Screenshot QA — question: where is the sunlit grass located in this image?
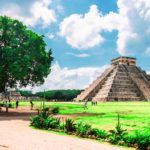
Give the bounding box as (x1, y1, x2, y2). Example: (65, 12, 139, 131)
(1, 100, 150, 131)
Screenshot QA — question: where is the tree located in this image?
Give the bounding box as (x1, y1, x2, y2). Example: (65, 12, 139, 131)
(0, 16, 53, 96)
(35, 89, 83, 101)
(16, 89, 33, 98)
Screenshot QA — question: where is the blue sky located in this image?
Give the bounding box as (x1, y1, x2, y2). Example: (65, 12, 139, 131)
(1, 0, 150, 91)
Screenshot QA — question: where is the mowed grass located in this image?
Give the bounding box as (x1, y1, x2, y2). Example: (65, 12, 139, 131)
(5, 101, 150, 131)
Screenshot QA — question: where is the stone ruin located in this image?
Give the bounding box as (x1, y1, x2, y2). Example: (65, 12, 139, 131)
(75, 56, 150, 102)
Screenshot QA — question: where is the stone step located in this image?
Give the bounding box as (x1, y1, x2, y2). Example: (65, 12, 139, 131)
(115, 72, 128, 76)
(108, 92, 138, 97)
(113, 80, 133, 84)
(107, 97, 142, 101)
(111, 84, 136, 88)
(114, 77, 131, 80)
(110, 88, 139, 92)
(93, 97, 142, 101)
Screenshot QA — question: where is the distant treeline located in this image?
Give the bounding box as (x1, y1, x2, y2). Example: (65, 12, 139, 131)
(17, 89, 83, 101)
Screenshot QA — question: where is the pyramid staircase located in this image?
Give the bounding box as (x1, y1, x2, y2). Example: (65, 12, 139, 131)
(75, 57, 150, 102)
(75, 65, 115, 101)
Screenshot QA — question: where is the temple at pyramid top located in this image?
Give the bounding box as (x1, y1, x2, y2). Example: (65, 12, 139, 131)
(75, 56, 150, 102)
(111, 56, 136, 66)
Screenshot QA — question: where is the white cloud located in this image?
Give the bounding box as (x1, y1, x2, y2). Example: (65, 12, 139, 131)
(22, 62, 108, 93)
(29, 0, 56, 27)
(66, 52, 90, 58)
(60, 1, 150, 55)
(0, 0, 56, 27)
(59, 5, 104, 49)
(47, 33, 55, 39)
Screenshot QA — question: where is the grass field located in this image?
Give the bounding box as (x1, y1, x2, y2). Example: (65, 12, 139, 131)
(3, 101, 150, 131)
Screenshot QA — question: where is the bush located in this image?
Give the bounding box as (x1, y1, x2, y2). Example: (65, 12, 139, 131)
(31, 115, 60, 129)
(0, 102, 13, 108)
(59, 123, 65, 130)
(76, 122, 92, 137)
(94, 128, 108, 139)
(39, 106, 59, 119)
(30, 115, 45, 128)
(50, 107, 59, 114)
(40, 107, 51, 119)
(124, 130, 150, 150)
(0, 103, 4, 107)
(65, 119, 76, 133)
(45, 117, 60, 129)
(109, 114, 127, 144)
(30, 113, 150, 150)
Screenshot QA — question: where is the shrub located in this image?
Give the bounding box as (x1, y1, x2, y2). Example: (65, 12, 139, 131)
(87, 128, 98, 137)
(50, 107, 59, 114)
(0, 103, 4, 107)
(31, 115, 61, 129)
(94, 128, 108, 139)
(40, 107, 51, 119)
(65, 119, 76, 133)
(109, 114, 127, 144)
(39, 106, 59, 119)
(30, 115, 45, 128)
(59, 123, 65, 130)
(76, 122, 91, 137)
(45, 117, 60, 129)
(30, 113, 150, 150)
(0, 102, 13, 108)
(124, 130, 150, 150)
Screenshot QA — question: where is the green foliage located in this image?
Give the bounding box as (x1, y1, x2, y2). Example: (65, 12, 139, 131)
(76, 122, 92, 137)
(40, 107, 51, 119)
(65, 119, 76, 133)
(51, 107, 59, 114)
(124, 130, 150, 150)
(109, 114, 127, 144)
(88, 128, 108, 139)
(45, 117, 60, 129)
(59, 123, 65, 130)
(76, 122, 108, 139)
(0, 16, 53, 93)
(0, 102, 13, 108)
(39, 106, 59, 119)
(36, 89, 82, 101)
(0, 103, 4, 107)
(30, 111, 150, 150)
(30, 115, 45, 128)
(16, 89, 33, 97)
(30, 115, 60, 129)
(29, 102, 150, 149)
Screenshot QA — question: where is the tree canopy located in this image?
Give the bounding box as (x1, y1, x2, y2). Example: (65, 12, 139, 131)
(35, 89, 83, 101)
(0, 16, 53, 93)
(17, 89, 82, 101)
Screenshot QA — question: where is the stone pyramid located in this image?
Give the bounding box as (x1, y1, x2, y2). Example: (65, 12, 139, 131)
(75, 57, 150, 102)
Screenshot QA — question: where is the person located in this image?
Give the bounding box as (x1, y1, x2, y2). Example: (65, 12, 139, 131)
(95, 101, 98, 105)
(91, 100, 95, 106)
(16, 100, 19, 109)
(84, 98, 88, 109)
(5, 100, 9, 113)
(30, 100, 33, 110)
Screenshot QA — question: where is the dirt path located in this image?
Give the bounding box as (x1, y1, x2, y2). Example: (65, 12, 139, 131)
(0, 107, 128, 150)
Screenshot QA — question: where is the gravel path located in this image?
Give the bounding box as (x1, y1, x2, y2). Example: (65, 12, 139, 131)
(0, 108, 128, 150)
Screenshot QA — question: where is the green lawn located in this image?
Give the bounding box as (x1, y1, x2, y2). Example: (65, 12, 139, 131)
(47, 101, 150, 131)
(2, 101, 150, 131)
